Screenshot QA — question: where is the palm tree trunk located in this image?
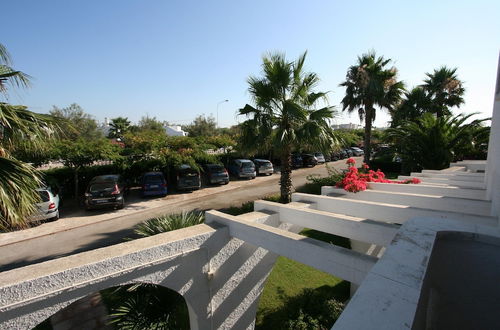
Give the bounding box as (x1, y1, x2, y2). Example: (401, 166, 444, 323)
(364, 106, 373, 163)
(74, 167, 79, 199)
(279, 146, 292, 203)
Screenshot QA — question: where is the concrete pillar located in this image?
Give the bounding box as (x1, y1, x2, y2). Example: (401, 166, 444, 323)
(486, 53, 500, 220)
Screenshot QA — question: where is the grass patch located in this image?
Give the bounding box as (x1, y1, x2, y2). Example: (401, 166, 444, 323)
(255, 227, 350, 329)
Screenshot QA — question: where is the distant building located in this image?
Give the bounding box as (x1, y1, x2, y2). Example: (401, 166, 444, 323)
(165, 125, 188, 136)
(332, 123, 363, 130)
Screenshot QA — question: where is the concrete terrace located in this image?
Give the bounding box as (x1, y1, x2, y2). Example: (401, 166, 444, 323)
(1, 57, 500, 330)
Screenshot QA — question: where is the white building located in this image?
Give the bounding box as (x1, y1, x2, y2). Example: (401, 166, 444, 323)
(332, 123, 363, 130)
(165, 125, 188, 136)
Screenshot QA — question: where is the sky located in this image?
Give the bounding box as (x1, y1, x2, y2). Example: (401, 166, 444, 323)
(2, 0, 500, 128)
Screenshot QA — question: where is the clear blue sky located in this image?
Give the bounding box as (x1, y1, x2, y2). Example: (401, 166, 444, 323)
(3, 0, 500, 128)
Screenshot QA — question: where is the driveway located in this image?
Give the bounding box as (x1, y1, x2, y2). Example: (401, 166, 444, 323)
(0, 159, 357, 272)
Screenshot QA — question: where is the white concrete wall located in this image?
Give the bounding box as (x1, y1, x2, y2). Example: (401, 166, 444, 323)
(322, 186, 492, 216)
(367, 182, 487, 200)
(397, 175, 486, 189)
(292, 193, 497, 227)
(486, 54, 500, 218)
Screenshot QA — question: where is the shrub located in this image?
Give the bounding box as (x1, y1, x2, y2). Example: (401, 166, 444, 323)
(133, 211, 204, 237)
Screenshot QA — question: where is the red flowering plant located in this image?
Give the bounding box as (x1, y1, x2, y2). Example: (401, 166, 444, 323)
(336, 158, 421, 193)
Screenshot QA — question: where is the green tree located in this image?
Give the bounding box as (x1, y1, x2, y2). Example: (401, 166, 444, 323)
(135, 115, 166, 132)
(54, 138, 121, 198)
(0, 44, 61, 230)
(422, 66, 465, 118)
(108, 116, 130, 140)
(239, 51, 337, 203)
(183, 114, 217, 137)
(50, 103, 103, 140)
(386, 113, 489, 170)
(390, 87, 431, 127)
(340, 51, 405, 163)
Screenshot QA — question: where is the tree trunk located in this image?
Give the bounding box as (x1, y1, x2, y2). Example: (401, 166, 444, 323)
(363, 105, 373, 164)
(279, 146, 292, 203)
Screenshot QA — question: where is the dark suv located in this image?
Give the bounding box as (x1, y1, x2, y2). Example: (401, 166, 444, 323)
(84, 175, 126, 210)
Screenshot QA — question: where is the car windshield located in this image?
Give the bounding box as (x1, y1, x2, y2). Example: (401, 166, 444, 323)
(208, 165, 224, 172)
(179, 170, 198, 177)
(314, 153, 323, 157)
(241, 162, 254, 168)
(90, 183, 115, 192)
(145, 174, 164, 183)
(37, 191, 50, 202)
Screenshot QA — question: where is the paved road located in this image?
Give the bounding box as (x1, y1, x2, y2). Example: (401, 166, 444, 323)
(0, 159, 357, 272)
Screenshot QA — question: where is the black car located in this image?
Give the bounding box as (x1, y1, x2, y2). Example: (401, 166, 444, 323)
(291, 154, 303, 169)
(84, 175, 126, 210)
(203, 164, 229, 185)
(301, 153, 318, 167)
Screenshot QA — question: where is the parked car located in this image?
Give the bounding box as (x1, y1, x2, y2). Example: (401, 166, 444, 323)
(140, 172, 167, 197)
(350, 147, 364, 156)
(29, 187, 60, 222)
(253, 159, 274, 175)
(203, 164, 229, 185)
(228, 159, 256, 179)
(291, 154, 303, 169)
(301, 153, 318, 167)
(314, 152, 326, 164)
(176, 164, 201, 190)
(344, 148, 354, 157)
(84, 175, 126, 210)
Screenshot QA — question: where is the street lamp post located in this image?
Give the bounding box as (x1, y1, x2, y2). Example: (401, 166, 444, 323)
(216, 99, 229, 129)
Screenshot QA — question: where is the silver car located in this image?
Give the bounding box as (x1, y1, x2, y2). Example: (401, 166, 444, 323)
(254, 159, 274, 175)
(29, 188, 60, 222)
(314, 152, 326, 164)
(350, 147, 364, 156)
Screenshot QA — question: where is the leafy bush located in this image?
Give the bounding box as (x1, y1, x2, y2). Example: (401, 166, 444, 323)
(306, 163, 344, 186)
(134, 211, 204, 237)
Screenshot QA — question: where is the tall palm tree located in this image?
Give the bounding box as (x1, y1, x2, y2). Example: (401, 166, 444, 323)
(422, 66, 465, 118)
(239, 51, 338, 203)
(340, 51, 405, 163)
(390, 87, 431, 127)
(0, 43, 60, 230)
(386, 113, 489, 170)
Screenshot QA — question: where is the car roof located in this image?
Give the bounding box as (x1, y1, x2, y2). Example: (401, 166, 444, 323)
(144, 171, 164, 176)
(235, 159, 253, 163)
(90, 175, 120, 182)
(253, 159, 270, 162)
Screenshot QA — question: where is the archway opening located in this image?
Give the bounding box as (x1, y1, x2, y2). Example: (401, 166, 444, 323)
(33, 283, 190, 330)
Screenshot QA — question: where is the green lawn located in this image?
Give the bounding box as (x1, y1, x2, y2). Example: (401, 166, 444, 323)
(255, 229, 350, 329)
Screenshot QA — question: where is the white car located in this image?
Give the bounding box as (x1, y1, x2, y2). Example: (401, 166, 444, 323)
(29, 188, 60, 222)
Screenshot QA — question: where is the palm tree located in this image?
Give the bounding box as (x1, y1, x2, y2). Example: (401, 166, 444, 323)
(390, 87, 431, 127)
(0, 43, 60, 230)
(239, 51, 338, 203)
(422, 66, 465, 118)
(340, 51, 405, 163)
(385, 113, 489, 170)
(108, 116, 131, 140)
